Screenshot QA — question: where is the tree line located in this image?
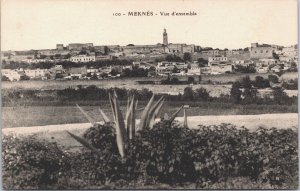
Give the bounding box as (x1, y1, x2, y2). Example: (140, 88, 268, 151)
(2, 82, 297, 106)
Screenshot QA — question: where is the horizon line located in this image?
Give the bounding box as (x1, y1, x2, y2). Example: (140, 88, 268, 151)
(1, 42, 298, 52)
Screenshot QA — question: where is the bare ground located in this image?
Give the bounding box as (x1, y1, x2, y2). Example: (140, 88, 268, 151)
(2, 113, 298, 150)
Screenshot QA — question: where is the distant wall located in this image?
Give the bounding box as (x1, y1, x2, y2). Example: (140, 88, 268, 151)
(250, 47, 274, 59)
(227, 52, 250, 61)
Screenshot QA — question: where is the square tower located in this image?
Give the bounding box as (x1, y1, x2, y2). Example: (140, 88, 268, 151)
(163, 28, 168, 46)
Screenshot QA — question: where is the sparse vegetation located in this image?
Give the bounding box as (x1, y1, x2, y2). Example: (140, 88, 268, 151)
(252, 76, 270, 89)
(282, 79, 298, 90)
(229, 75, 297, 105)
(235, 65, 256, 73)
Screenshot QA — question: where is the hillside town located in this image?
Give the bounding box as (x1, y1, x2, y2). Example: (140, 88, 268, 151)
(1, 29, 298, 81)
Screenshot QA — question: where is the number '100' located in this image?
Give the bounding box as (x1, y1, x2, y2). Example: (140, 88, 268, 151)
(113, 13, 121, 16)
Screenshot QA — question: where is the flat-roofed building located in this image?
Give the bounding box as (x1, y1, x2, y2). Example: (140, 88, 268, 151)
(210, 64, 233, 74)
(187, 63, 201, 75)
(250, 43, 274, 59)
(208, 56, 228, 66)
(70, 55, 96, 63)
(24, 69, 50, 79)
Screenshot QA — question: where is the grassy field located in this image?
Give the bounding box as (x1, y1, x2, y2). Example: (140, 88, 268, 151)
(2, 100, 297, 128)
(2, 112, 298, 153)
(2, 72, 297, 98)
(2, 72, 297, 91)
(201, 72, 298, 83)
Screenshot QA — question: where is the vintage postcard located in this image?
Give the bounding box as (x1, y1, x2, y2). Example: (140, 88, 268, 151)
(1, 0, 298, 189)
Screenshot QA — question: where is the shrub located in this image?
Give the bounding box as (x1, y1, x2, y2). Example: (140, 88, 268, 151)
(140, 121, 197, 184)
(83, 124, 118, 153)
(268, 74, 279, 83)
(80, 124, 146, 184)
(194, 88, 210, 101)
(3, 124, 298, 189)
(80, 123, 298, 188)
(161, 77, 182, 85)
(2, 135, 68, 189)
(240, 75, 252, 89)
(188, 76, 195, 84)
(2, 84, 297, 106)
(253, 76, 270, 88)
(273, 87, 289, 105)
(257, 127, 298, 187)
(235, 65, 256, 73)
(282, 79, 298, 90)
(230, 82, 242, 104)
(2, 75, 10, 81)
(183, 87, 194, 100)
(165, 55, 183, 62)
(20, 75, 30, 81)
(190, 125, 298, 188)
(66, 150, 123, 187)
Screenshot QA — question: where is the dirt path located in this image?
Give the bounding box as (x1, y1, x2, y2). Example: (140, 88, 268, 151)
(3, 113, 297, 150)
(3, 113, 297, 135)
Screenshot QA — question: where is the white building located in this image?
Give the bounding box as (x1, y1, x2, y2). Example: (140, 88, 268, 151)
(187, 63, 200, 75)
(226, 49, 243, 56)
(70, 55, 96, 63)
(100, 66, 112, 74)
(156, 61, 187, 75)
(270, 65, 283, 73)
(256, 67, 269, 73)
(156, 62, 174, 75)
(279, 56, 293, 63)
(208, 56, 228, 66)
(95, 55, 112, 61)
(25, 59, 53, 64)
(87, 68, 99, 74)
(202, 49, 220, 56)
(232, 60, 245, 65)
(175, 62, 188, 70)
(210, 64, 233, 74)
(1, 69, 25, 81)
(133, 62, 153, 69)
(9, 54, 35, 62)
(122, 65, 133, 70)
(108, 52, 124, 57)
(24, 69, 49, 79)
(258, 58, 279, 66)
(282, 45, 297, 58)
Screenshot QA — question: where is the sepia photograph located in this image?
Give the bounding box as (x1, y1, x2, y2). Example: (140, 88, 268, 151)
(1, 0, 298, 189)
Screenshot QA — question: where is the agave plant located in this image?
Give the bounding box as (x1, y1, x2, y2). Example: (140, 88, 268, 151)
(67, 91, 187, 159)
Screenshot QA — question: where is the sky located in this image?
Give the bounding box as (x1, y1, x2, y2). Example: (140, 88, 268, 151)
(1, 0, 298, 51)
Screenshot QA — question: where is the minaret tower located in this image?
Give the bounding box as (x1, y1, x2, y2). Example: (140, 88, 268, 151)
(163, 28, 168, 46)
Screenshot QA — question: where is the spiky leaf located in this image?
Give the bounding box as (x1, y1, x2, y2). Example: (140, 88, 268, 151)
(138, 94, 155, 131)
(112, 91, 127, 158)
(109, 93, 116, 117)
(126, 95, 136, 139)
(135, 99, 139, 110)
(148, 96, 165, 129)
(66, 131, 100, 154)
(136, 107, 145, 111)
(169, 105, 183, 123)
(126, 95, 131, 114)
(99, 107, 110, 123)
(76, 104, 95, 125)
